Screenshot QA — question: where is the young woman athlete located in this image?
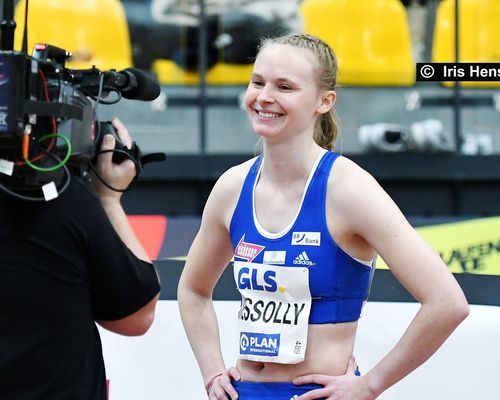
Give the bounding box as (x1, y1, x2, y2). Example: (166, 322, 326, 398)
(177, 33, 469, 400)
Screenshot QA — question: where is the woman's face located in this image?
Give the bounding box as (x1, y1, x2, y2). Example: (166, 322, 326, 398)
(244, 44, 329, 143)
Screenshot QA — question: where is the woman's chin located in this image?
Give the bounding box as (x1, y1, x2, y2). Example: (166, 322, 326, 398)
(253, 125, 281, 140)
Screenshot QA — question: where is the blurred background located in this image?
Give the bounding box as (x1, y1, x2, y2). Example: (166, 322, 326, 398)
(7, 0, 497, 259)
(5, 0, 500, 230)
(8, 0, 500, 153)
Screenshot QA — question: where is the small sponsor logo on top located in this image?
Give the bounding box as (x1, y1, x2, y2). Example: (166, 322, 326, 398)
(293, 251, 316, 267)
(263, 250, 286, 265)
(234, 235, 265, 262)
(291, 232, 321, 246)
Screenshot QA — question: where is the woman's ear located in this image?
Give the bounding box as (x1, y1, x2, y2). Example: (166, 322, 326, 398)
(317, 90, 336, 114)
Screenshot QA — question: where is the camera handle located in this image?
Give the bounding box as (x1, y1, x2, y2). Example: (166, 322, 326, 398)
(90, 121, 166, 193)
(97, 121, 138, 165)
(96, 121, 166, 168)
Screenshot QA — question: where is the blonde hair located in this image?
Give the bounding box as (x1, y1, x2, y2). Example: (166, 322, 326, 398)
(258, 33, 339, 151)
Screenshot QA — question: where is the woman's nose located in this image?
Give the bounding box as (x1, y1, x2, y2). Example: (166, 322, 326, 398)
(256, 85, 274, 103)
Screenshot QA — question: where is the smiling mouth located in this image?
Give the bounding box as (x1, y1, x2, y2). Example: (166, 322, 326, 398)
(256, 110, 284, 119)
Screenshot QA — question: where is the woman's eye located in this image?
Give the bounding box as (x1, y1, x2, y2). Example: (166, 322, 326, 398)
(251, 80, 264, 87)
(278, 85, 292, 91)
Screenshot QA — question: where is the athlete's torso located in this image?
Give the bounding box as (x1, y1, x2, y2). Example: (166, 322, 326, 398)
(230, 151, 373, 324)
(229, 151, 374, 380)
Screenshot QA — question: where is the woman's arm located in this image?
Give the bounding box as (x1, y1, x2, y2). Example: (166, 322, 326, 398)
(336, 159, 469, 397)
(295, 158, 469, 399)
(178, 166, 245, 399)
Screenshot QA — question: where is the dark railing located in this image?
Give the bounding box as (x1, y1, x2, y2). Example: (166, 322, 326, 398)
(123, 153, 500, 217)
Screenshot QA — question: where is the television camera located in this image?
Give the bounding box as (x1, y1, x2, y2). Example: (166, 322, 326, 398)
(0, 0, 164, 201)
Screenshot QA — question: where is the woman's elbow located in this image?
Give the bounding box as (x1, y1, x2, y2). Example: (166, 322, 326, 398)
(177, 279, 210, 305)
(454, 298, 470, 324)
(446, 293, 470, 327)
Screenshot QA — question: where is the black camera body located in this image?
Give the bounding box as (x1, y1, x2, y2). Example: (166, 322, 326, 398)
(2, 47, 98, 145)
(0, 47, 100, 188)
(0, 44, 162, 197)
(0, 52, 29, 149)
(0, 0, 163, 200)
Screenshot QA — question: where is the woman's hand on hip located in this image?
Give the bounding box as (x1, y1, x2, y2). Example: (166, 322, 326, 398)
(293, 356, 375, 400)
(207, 366, 240, 400)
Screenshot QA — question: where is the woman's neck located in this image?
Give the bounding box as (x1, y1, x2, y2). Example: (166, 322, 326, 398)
(261, 139, 324, 184)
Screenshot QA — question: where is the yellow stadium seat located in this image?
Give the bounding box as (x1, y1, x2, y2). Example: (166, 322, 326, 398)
(14, 0, 132, 70)
(432, 0, 500, 87)
(300, 0, 415, 86)
(152, 59, 253, 85)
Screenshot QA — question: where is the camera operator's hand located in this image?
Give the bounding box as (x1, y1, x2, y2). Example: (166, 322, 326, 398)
(91, 117, 151, 262)
(92, 118, 135, 202)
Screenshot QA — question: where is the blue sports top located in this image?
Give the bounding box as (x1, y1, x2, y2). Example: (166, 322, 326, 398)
(229, 151, 374, 324)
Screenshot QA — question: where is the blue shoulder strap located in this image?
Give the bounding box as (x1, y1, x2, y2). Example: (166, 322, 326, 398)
(300, 151, 340, 222)
(229, 156, 262, 240)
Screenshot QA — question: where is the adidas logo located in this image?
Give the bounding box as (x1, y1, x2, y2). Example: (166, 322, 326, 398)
(293, 251, 315, 266)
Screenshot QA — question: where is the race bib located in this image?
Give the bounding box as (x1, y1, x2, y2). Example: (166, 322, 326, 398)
(233, 261, 311, 364)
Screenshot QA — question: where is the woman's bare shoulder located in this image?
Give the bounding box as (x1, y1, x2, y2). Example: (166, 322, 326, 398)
(326, 154, 389, 217)
(330, 155, 377, 189)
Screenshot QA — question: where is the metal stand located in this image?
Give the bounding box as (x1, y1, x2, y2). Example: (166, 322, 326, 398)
(453, 0, 463, 151)
(198, 0, 207, 153)
(0, 0, 16, 51)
